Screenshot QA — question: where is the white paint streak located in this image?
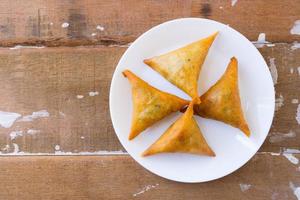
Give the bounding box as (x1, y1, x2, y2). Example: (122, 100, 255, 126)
(133, 184, 159, 197)
(290, 20, 300, 35)
(270, 152, 281, 156)
(10, 130, 23, 140)
(291, 42, 300, 50)
(269, 58, 278, 85)
(283, 153, 299, 165)
(96, 25, 105, 31)
(231, 0, 238, 6)
(18, 110, 49, 122)
(290, 182, 300, 200)
(76, 95, 84, 99)
(275, 94, 284, 111)
(91, 33, 97, 36)
(291, 68, 294, 74)
(292, 99, 299, 104)
(239, 183, 251, 192)
(89, 91, 99, 96)
(9, 45, 45, 50)
(296, 104, 300, 124)
(0, 111, 21, 128)
(61, 22, 69, 28)
(12, 143, 19, 154)
(27, 129, 40, 135)
(269, 131, 296, 143)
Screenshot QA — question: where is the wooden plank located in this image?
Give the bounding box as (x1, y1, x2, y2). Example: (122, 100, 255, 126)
(0, 44, 298, 154)
(0, 0, 298, 47)
(0, 154, 299, 199)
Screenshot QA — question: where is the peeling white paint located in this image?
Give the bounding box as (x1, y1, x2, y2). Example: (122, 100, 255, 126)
(290, 20, 300, 35)
(76, 95, 84, 99)
(292, 99, 299, 104)
(284, 149, 300, 154)
(91, 33, 97, 36)
(89, 91, 99, 96)
(133, 184, 159, 197)
(296, 104, 300, 124)
(9, 45, 45, 50)
(269, 131, 296, 143)
(291, 42, 300, 50)
(10, 130, 23, 140)
(253, 33, 271, 48)
(2, 144, 9, 151)
(61, 22, 69, 28)
(27, 129, 40, 135)
(96, 25, 105, 31)
(59, 111, 65, 117)
(231, 0, 238, 6)
(0, 111, 21, 128)
(270, 152, 281, 156)
(283, 153, 299, 165)
(239, 183, 251, 192)
(55, 145, 60, 151)
(290, 182, 300, 200)
(275, 94, 284, 111)
(18, 110, 49, 122)
(269, 58, 278, 85)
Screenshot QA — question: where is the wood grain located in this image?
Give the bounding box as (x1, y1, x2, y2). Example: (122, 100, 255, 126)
(0, 154, 299, 200)
(0, 44, 298, 154)
(0, 0, 298, 47)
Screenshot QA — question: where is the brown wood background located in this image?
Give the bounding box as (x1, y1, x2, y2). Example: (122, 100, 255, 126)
(0, 0, 299, 199)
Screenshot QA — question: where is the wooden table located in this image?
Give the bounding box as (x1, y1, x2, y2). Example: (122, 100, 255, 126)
(0, 1, 299, 199)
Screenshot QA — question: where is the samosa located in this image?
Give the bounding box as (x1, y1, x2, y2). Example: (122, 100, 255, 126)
(142, 99, 215, 157)
(194, 57, 250, 136)
(123, 70, 189, 140)
(144, 32, 218, 103)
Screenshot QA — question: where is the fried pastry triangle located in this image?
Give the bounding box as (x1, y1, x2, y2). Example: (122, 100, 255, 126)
(144, 32, 218, 103)
(194, 57, 250, 136)
(123, 70, 189, 140)
(142, 99, 215, 157)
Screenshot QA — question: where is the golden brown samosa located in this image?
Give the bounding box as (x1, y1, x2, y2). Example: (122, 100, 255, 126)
(194, 57, 250, 136)
(123, 70, 189, 140)
(144, 32, 218, 103)
(142, 99, 215, 157)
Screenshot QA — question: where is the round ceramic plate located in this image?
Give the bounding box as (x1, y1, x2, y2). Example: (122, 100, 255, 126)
(109, 18, 275, 183)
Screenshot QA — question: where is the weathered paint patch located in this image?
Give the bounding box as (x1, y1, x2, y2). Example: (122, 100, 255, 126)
(239, 183, 251, 192)
(9, 45, 45, 50)
(298, 67, 300, 76)
(292, 99, 299, 104)
(0, 111, 21, 128)
(18, 110, 49, 122)
(290, 182, 300, 200)
(231, 0, 238, 6)
(296, 104, 300, 124)
(76, 95, 84, 99)
(27, 129, 40, 135)
(253, 33, 270, 48)
(283, 152, 299, 165)
(133, 184, 159, 197)
(275, 94, 284, 111)
(89, 91, 99, 96)
(9, 130, 23, 140)
(291, 68, 294, 74)
(96, 25, 105, 31)
(290, 20, 300, 35)
(269, 131, 296, 143)
(61, 22, 69, 28)
(269, 58, 278, 85)
(291, 42, 300, 50)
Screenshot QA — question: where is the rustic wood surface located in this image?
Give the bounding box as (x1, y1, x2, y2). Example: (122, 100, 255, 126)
(0, 0, 299, 199)
(0, 154, 299, 200)
(0, 0, 298, 47)
(0, 44, 298, 154)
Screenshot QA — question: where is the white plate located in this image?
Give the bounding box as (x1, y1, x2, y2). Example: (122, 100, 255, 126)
(109, 18, 275, 183)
